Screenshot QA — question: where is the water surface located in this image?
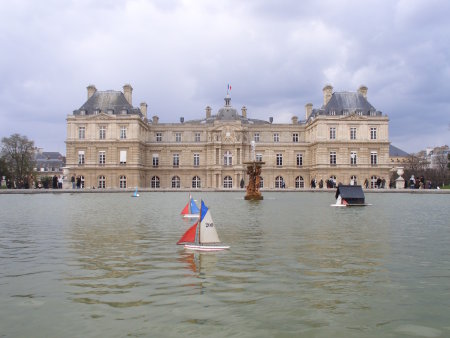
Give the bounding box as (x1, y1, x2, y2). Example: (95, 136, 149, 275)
(1, 192, 449, 337)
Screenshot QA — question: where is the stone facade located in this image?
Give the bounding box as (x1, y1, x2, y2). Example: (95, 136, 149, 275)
(66, 84, 390, 189)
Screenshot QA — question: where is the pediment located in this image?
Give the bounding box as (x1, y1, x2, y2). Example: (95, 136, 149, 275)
(87, 113, 115, 120)
(339, 113, 368, 121)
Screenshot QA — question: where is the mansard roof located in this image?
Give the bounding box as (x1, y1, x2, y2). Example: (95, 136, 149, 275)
(389, 144, 409, 157)
(311, 91, 381, 118)
(73, 91, 142, 116)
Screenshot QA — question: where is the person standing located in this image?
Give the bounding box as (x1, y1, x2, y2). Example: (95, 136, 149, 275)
(71, 175, 76, 189)
(52, 175, 58, 189)
(76, 176, 81, 189)
(58, 175, 63, 189)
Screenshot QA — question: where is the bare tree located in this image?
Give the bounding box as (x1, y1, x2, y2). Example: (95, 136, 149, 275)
(434, 153, 449, 187)
(1, 134, 35, 188)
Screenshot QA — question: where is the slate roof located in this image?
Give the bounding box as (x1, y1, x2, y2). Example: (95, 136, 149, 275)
(185, 94, 270, 125)
(335, 184, 365, 200)
(311, 91, 381, 119)
(389, 144, 409, 157)
(73, 90, 142, 116)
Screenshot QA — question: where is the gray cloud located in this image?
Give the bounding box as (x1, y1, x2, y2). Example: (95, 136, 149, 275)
(0, 0, 449, 154)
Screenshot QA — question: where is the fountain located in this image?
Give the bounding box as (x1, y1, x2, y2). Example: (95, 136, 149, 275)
(244, 141, 264, 200)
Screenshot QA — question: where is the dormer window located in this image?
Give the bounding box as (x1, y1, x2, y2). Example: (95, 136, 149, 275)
(121, 109, 127, 115)
(94, 109, 100, 115)
(107, 109, 114, 114)
(370, 111, 376, 116)
(80, 110, 86, 115)
(329, 110, 336, 116)
(343, 110, 349, 116)
(357, 111, 362, 116)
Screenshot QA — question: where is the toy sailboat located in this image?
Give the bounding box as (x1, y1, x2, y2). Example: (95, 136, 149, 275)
(132, 187, 139, 197)
(177, 200, 230, 251)
(180, 194, 200, 218)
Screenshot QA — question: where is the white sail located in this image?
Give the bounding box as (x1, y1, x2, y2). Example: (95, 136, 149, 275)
(199, 208, 221, 244)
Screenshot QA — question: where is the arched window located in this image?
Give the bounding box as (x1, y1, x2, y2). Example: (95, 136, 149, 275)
(295, 176, 304, 188)
(80, 175, 85, 189)
(223, 176, 233, 188)
(371, 175, 377, 188)
(171, 176, 180, 189)
(275, 176, 285, 188)
(223, 151, 232, 166)
(119, 175, 126, 188)
(192, 176, 201, 189)
(98, 175, 106, 189)
(350, 175, 357, 186)
(151, 176, 160, 188)
(328, 175, 336, 188)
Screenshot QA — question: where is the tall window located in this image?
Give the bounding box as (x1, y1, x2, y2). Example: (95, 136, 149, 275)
(175, 132, 181, 142)
(152, 154, 159, 167)
(350, 127, 356, 140)
(275, 176, 284, 188)
(370, 127, 377, 140)
(78, 151, 85, 165)
(192, 176, 201, 189)
(119, 150, 127, 165)
(330, 151, 337, 165)
(330, 127, 336, 140)
(99, 151, 105, 165)
(151, 176, 160, 188)
(119, 175, 127, 188)
(292, 133, 299, 143)
(78, 126, 85, 139)
(99, 126, 106, 140)
(173, 153, 179, 167)
(273, 133, 279, 142)
(256, 153, 263, 162)
(223, 176, 233, 188)
(350, 151, 357, 165)
(98, 175, 106, 189)
(120, 126, 127, 139)
(259, 177, 264, 188)
(254, 133, 260, 142)
(156, 132, 162, 142)
(223, 151, 232, 166)
(350, 175, 357, 185)
(193, 153, 200, 167)
(80, 175, 85, 188)
(295, 176, 305, 188)
(276, 153, 283, 166)
(371, 151, 378, 166)
(296, 153, 303, 167)
(195, 132, 201, 142)
(172, 176, 180, 188)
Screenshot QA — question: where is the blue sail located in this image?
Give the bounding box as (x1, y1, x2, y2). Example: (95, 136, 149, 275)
(190, 198, 200, 214)
(200, 200, 208, 222)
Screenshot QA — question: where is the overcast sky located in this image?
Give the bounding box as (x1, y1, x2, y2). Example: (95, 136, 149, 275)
(0, 0, 449, 154)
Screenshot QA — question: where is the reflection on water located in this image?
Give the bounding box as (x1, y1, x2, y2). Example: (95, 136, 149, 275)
(0, 192, 449, 337)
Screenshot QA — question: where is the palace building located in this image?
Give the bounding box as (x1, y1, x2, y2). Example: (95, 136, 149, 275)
(65, 84, 390, 189)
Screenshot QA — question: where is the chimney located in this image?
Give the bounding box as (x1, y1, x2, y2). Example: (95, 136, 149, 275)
(269, 117, 273, 123)
(358, 85, 368, 98)
(140, 102, 147, 119)
(180, 117, 184, 123)
(322, 84, 333, 106)
(241, 106, 247, 118)
(152, 115, 159, 124)
(291, 116, 298, 124)
(305, 103, 313, 120)
(123, 84, 133, 105)
(87, 84, 97, 99)
(206, 106, 212, 119)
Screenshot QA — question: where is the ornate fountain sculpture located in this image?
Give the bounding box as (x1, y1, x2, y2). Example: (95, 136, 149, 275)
(395, 167, 405, 189)
(244, 141, 264, 200)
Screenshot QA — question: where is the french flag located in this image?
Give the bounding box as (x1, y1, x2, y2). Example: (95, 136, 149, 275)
(228, 84, 231, 91)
